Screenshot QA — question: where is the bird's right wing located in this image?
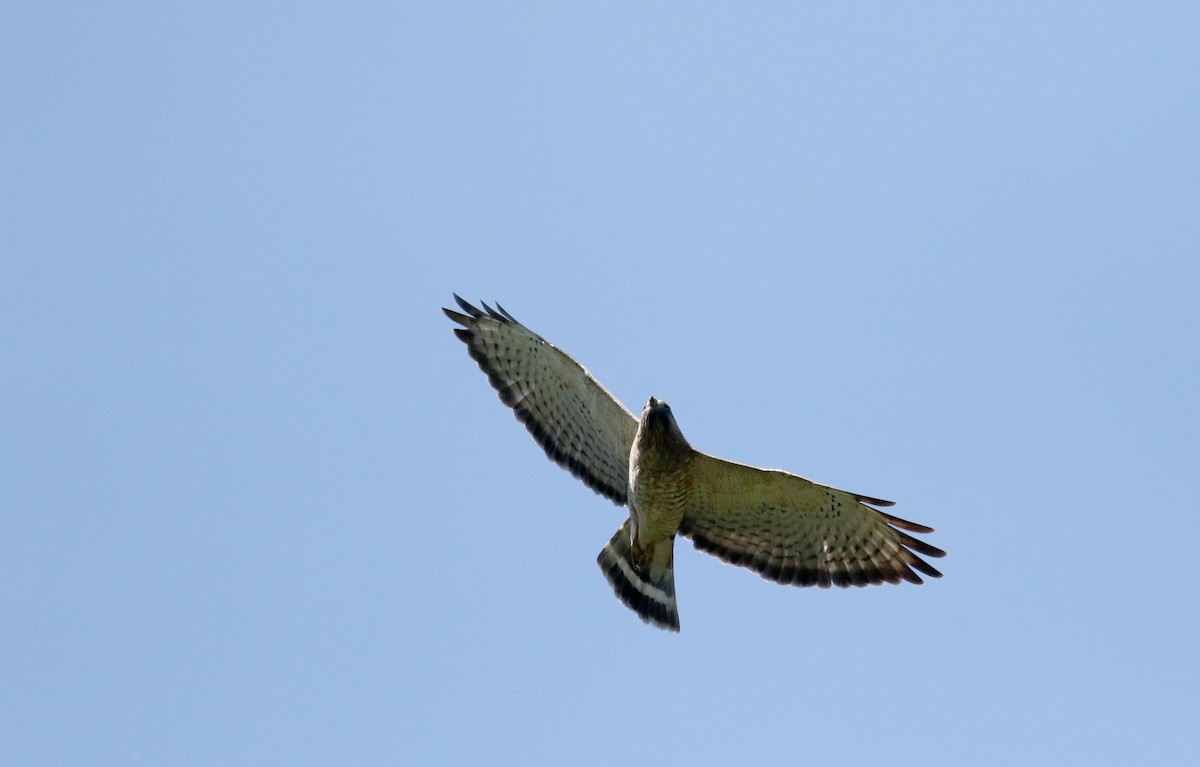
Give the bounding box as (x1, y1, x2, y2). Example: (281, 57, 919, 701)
(444, 295, 638, 505)
(680, 453, 945, 587)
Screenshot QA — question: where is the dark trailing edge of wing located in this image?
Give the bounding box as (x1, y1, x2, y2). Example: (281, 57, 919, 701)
(443, 295, 630, 506)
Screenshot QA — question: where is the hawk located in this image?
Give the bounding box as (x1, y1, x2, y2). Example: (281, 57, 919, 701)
(444, 295, 945, 631)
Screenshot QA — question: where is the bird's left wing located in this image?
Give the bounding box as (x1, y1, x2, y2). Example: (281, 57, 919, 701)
(444, 295, 639, 505)
(679, 453, 945, 587)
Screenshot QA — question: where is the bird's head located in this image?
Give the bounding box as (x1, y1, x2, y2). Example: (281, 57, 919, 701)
(637, 396, 690, 452)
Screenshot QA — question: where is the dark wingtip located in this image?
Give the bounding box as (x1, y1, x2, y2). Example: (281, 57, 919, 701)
(452, 294, 483, 317)
(897, 531, 947, 559)
(480, 300, 510, 322)
(879, 509, 937, 535)
(897, 566, 925, 585)
(911, 558, 944, 578)
(858, 494, 896, 507)
(443, 307, 472, 326)
(448, 295, 517, 325)
(494, 301, 518, 323)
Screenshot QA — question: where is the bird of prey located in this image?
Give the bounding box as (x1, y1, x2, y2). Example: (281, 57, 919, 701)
(443, 295, 944, 631)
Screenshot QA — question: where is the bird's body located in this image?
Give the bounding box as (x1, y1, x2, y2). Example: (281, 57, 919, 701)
(598, 398, 692, 629)
(444, 296, 944, 631)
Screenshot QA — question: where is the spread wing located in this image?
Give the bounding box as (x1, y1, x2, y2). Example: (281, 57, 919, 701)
(443, 295, 639, 505)
(679, 454, 945, 587)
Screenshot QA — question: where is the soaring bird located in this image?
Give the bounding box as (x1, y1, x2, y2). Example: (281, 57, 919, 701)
(444, 296, 944, 631)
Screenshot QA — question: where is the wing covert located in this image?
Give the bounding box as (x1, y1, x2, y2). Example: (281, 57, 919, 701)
(679, 454, 945, 588)
(444, 295, 638, 505)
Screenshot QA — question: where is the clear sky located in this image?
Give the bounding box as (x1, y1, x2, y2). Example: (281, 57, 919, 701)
(4, 3, 1198, 765)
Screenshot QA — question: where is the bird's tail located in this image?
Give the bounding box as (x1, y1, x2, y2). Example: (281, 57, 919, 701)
(597, 519, 680, 632)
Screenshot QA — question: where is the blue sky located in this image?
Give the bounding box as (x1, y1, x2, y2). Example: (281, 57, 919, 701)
(4, 3, 1198, 765)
